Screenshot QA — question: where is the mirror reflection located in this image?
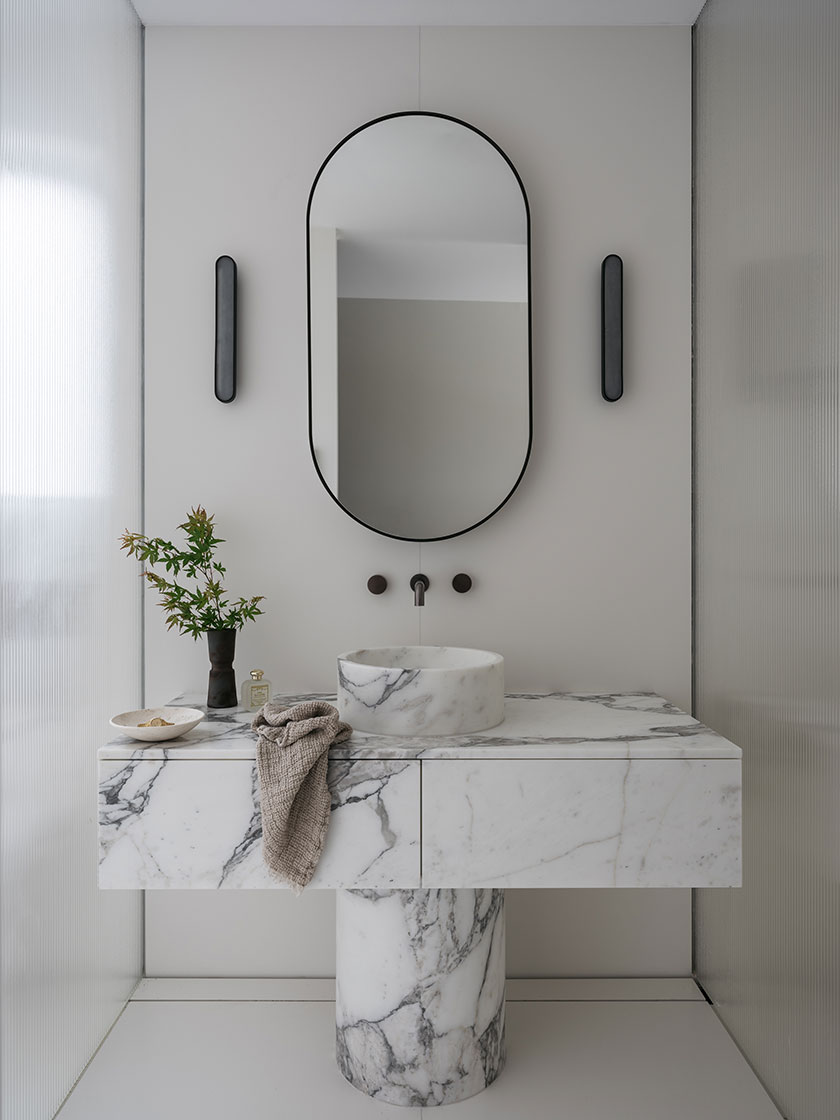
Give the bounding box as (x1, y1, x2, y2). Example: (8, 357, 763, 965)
(308, 112, 531, 541)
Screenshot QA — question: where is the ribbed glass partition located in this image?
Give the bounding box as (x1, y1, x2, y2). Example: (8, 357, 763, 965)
(694, 2, 840, 1118)
(0, 2, 143, 1117)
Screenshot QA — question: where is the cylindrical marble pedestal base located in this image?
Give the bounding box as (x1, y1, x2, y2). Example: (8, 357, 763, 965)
(335, 888, 506, 1107)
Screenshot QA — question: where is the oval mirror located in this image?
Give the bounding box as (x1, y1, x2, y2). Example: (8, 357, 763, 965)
(307, 112, 531, 542)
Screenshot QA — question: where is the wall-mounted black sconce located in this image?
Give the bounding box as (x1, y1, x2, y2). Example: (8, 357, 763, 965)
(214, 255, 237, 403)
(601, 254, 623, 402)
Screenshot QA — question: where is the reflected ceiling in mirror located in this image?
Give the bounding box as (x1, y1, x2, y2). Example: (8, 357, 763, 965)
(308, 112, 531, 541)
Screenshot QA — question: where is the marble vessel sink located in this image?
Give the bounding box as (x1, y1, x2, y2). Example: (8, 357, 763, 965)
(337, 646, 504, 735)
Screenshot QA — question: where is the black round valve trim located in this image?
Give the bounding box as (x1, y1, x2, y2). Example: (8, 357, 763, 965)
(452, 573, 473, 593)
(367, 575, 388, 595)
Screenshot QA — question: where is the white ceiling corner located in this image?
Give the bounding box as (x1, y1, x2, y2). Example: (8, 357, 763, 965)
(131, 1, 707, 29)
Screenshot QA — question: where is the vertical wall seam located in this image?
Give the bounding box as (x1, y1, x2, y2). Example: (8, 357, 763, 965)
(140, 18, 148, 980)
(690, 17, 699, 983)
(140, 22, 147, 709)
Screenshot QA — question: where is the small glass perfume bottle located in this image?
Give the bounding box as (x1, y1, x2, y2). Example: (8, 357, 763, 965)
(241, 669, 271, 711)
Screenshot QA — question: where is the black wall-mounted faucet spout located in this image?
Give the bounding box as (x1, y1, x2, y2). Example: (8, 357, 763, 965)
(410, 573, 430, 606)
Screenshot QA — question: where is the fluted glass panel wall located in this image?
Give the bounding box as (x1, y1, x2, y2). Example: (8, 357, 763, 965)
(694, 2, 840, 1118)
(0, 2, 143, 1117)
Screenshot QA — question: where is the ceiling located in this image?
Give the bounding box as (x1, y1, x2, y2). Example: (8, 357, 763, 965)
(132, 1, 707, 28)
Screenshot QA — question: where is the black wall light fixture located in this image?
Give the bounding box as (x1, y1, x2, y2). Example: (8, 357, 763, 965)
(601, 254, 623, 402)
(214, 255, 237, 403)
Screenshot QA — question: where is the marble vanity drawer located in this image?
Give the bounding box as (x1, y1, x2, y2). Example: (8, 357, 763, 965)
(98, 757, 420, 889)
(420, 759, 742, 889)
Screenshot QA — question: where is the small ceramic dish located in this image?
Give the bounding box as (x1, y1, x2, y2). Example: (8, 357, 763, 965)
(109, 707, 205, 743)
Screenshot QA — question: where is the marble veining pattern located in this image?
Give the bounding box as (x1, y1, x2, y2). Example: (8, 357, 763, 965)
(98, 692, 741, 890)
(98, 692, 743, 761)
(335, 888, 505, 1106)
(98, 756, 420, 889)
(421, 758, 742, 888)
(337, 647, 504, 736)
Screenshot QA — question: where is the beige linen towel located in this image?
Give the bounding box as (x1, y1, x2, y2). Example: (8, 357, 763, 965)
(252, 700, 352, 892)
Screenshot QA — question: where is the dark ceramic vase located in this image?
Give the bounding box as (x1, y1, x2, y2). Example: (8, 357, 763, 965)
(207, 628, 237, 708)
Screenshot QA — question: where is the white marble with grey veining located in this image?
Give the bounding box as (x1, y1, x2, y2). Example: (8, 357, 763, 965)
(98, 692, 743, 761)
(422, 758, 742, 888)
(98, 755, 420, 889)
(337, 646, 505, 736)
(335, 888, 505, 1107)
(98, 691, 741, 891)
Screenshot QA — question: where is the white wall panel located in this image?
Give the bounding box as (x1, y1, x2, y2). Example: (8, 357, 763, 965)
(694, 2, 840, 1118)
(0, 2, 144, 1117)
(143, 27, 691, 978)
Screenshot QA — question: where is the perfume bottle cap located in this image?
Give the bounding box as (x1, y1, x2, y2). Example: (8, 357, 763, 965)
(250, 669, 264, 680)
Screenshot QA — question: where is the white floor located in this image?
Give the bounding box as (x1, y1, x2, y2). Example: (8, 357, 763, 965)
(57, 979, 782, 1119)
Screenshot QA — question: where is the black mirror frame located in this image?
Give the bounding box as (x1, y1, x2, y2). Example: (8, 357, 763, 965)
(306, 110, 532, 543)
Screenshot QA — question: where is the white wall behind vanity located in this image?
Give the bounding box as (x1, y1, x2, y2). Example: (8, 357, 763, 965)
(144, 26, 691, 978)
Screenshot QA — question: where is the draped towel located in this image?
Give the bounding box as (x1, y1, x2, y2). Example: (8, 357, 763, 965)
(252, 700, 352, 892)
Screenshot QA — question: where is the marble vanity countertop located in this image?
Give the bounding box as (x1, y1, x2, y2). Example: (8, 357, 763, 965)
(99, 692, 742, 762)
